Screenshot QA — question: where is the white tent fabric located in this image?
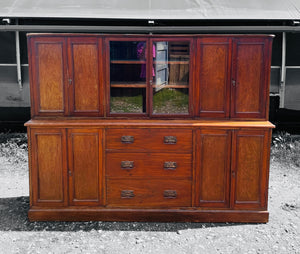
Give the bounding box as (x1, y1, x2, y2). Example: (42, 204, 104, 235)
(1, 0, 300, 20)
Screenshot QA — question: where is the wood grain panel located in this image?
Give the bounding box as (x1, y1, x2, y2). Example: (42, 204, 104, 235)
(31, 38, 67, 116)
(197, 130, 231, 207)
(198, 38, 231, 118)
(106, 128, 192, 152)
(232, 130, 268, 208)
(106, 179, 191, 207)
(106, 153, 192, 178)
(232, 38, 269, 119)
(68, 38, 103, 115)
(68, 129, 102, 206)
(30, 129, 67, 206)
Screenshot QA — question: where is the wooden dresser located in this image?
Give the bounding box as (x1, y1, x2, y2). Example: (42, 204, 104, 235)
(26, 34, 274, 222)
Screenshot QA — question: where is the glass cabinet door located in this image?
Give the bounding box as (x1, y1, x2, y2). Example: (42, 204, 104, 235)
(152, 40, 190, 115)
(109, 40, 147, 114)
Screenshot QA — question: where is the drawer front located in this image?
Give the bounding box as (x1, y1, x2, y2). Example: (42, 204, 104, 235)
(106, 153, 192, 178)
(106, 129, 192, 152)
(106, 179, 191, 207)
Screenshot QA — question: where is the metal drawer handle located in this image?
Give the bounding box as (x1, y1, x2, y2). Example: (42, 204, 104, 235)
(121, 136, 134, 144)
(121, 161, 134, 169)
(121, 190, 135, 198)
(164, 136, 177, 144)
(163, 190, 177, 198)
(163, 161, 177, 170)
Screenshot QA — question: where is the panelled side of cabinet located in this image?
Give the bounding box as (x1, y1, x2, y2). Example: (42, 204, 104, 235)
(28, 37, 68, 116)
(68, 37, 105, 116)
(231, 37, 273, 119)
(197, 37, 232, 118)
(67, 129, 103, 206)
(29, 128, 68, 206)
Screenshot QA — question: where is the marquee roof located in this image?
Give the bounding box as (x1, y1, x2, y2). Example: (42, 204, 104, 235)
(1, 0, 300, 20)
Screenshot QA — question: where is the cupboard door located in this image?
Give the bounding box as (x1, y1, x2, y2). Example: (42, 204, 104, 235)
(30, 128, 67, 206)
(68, 38, 104, 116)
(231, 38, 272, 119)
(195, 129, 231, 207)
(68, 129, 103, 206)
(232, 129, 271, 209)
(29, 37, 68, 116)
(197, 38, 231, 118)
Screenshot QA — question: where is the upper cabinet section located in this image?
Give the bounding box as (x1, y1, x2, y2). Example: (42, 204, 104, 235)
(28, 34, 273, 119)
(196, 36, 273, 119)
(28, 35, 104, 117)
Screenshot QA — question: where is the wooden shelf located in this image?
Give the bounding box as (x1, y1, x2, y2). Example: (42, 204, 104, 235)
(152, 83, 189, 89)
(111, 82, 147, 88)
(111, 60, 146, 64)
(154, 61, 189, 64)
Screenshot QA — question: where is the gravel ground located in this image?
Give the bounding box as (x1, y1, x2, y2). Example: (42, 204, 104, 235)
(0, 151, 300, 253)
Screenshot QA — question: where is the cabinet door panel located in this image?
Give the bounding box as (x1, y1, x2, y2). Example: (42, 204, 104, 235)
(197, 38, 231, 118)
(232, 130, 270, 209)
(68, 129, 103, 205)
(29, 37, 68, 116)
(68, 38, 104, 116)
(195, 129, 231, 207)
(232, 38, 271, 119)
(30, 129, 67, 206)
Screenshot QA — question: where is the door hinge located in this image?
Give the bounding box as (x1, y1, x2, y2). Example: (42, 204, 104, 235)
(68, 170, 72, 177)
(68, 79, 72, 85)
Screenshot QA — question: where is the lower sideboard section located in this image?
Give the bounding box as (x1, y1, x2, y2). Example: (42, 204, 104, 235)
(26, 121, 273, 222)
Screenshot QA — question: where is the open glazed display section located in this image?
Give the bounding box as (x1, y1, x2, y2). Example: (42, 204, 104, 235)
(26, 33, 274, 223)
(107, 37, 193, 116)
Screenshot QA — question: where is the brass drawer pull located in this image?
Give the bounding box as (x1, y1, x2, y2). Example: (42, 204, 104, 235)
(121, 190, 135, 198)
(164, 161, 177, 170)
(121, 135, 134, 144)
(163, 190, 177, 198)
(164, 136, 177, 144)
(121, 161, 134, 169)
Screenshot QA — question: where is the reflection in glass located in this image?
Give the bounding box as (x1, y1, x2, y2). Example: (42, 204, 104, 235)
(110, 41, 147, 113)
(152, 41, 190, 114)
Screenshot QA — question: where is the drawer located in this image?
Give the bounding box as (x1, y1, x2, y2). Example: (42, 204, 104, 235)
(106, 153, 192, 178)
(106, 179, 191, 207)
(106, 128, 192, 151)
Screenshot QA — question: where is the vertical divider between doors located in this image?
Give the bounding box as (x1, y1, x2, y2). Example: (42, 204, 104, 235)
(226, 38, 233, 118)
(101, 128, 106, 206)
(230, 130, 237, 208)
(189, 38, 196, 117)
(148, 38, 153, 117)
(193, 129, 201, 207)
(230, 38, 237, 118)
(62, 128, 68, 206)
(67, 128, 73, 206)
(104, 38, 111, 117)
(99, 37, 106, 117)
(66, 37, 74, 116)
